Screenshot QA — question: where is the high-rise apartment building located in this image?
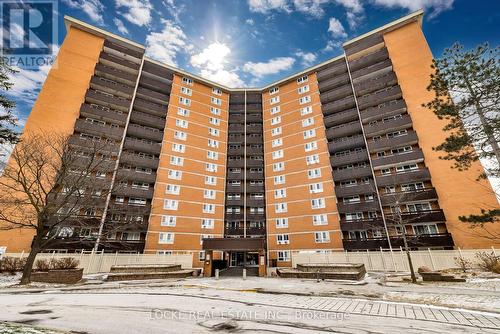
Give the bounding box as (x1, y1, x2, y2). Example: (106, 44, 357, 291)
(1, 10, 499, 271)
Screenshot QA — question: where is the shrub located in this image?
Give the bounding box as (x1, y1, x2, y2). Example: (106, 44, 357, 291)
(55, 257, 79, 270)
(35, 259, 51, 271)
(454, 256, 472, 273)
(0, 257, 27, 274)
(35, 257, 79, 271)
(493, 263, 500, 274)
(475, 251, 500, 272)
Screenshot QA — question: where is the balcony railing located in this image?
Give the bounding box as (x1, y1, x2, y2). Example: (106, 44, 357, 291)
(354, 72, 398, 97)
(357, 86, 402, 110)
(85, 90, 131, 111)
(328, 135, 365, 153)
(323, 108, 359, 128)
(74, 119, 124, 141)
(120, 152, 159, 169)
(360, 99, 407, 123)
(376, 168, 431, 186)
(135, 87, 169, 105)
(318, 74, 351, 93)
(90, 75, 134, 97)
(380, 188, 438, 205)
(343, 233, 454, 250)
(321, 95, 356, 116)
(133, 98, 167, 117)
(330, 150, 369, 167)
(371, 149, 424, 169)
(320, 85, 353, 105)
(364, 114, 413, 137)
(94, 63, 137, 85)
(123, 138, 162, 155)
(349, 48, 390, 74)
(368, 131, 418, 152)
(337, 200, 380, 213)
(335, 182, 375, 197)
(385, 209, 446, 224)
(326, 122, 362, 139)
(80, 103, 127, 126)
(129, 110, 166, 130)
(116, 169, 157, 183)
(316, 61, 348, 81)
(99, 52, 140, 72)
(126, 124, 164, 142)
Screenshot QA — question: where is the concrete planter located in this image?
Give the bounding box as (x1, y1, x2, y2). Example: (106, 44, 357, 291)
(31, 268, 83, 284)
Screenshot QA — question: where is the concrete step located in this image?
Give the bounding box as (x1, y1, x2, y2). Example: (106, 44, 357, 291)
(106, 269, 200, 281)
(109, 264, 181, 273)
(277, 268, 365, 280)
(219, 267, 259, 277)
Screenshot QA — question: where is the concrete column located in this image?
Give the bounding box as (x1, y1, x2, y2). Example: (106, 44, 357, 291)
(203, 250, 213, 277)
(258, 249, 267, 277)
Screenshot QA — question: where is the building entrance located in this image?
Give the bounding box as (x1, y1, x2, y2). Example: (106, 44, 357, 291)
(229, 251, 259, 267)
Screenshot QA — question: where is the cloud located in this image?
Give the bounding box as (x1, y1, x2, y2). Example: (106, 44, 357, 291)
(328, 17, 347, 39)
(245, 18, 255, 25)
(8, 65, 51, 103)
(372, 0, 454, 17)
(295, 51, 317, 66)
(247, 0, 291, 14)
(145, 20, 192, 66)
(243, 57, 295, 77)
(163, 0, 185, 23)
(62, 0, 105, 24)
(113, 18, 128, 34)
(115, 0, 153, 26)
(323, 40, 342, 52)
(190, 43, 244, 87)
(292, 0, 328, 18)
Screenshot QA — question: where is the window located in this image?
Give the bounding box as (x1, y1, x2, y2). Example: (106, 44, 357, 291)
(302, 117, 314, 127)
(313, 214, 328, 225)
(212, 88, 222, 95)
(304, 141, 318, 152)
(211, 97, 222, 106)
(365, 194, 375, 202)
(311, 198, 325, 209)
(372, 229, 384, 238)
(391, 146, 413, 155)
(129, 197, 146, 206)
(203, 203, 215, 214)
(271, 116, 281, 125)
(115, 196, 124, 204)
(272, 138, 283, 148)
(300, 106, 312, 116)
(176, 119, 188, 129)
(205, 176, 217, 185)
(270, 96, 280, 105)
(340, 180, 357, 187)
(181, 86, 192, 96)
(161, 215, 176, 227)
(273, 162, 285, 172)
(172, 143, 185, 153)
(159, 233, 174, 244)
(407, 202, 432, 212)
(275, 202, 288, 213)
(306, 154, 320, 165)
(346, 212, 363, 221)
(303, 129, 316, 139)
(271, 127, 282, 136)
(276, 218, 288, 228)
(413, 224, 438, 235)
(165, 184, 180, 195)
(170, 156, 184, 166)
(208, 139, 219, 148)
(272, 150, 284, 160)
(270, 106, 280, 114)
(204, 189, 216, 199)
(168, 169, 182, 180)
(277, 251, 290, 262)
(182, 77, 193, 85)
(368, 211, 378, 219)
(274, 188, 286, 199)
(387, 129, 407, 138)
(299, 96, 311, 105)
(401, 182, 425, 191)
(298, 85, 310, 94)
(297, 75, 308, 84)
(396, 164, 418, 173)
(179, 96, 191, 106)
(210, 107, 221, 115)
(209, 117, 220, 126)
(174, 131, 187, 141)
(206, 163, 217, 172)
(177, 107, 190, 117)
(207, 151, 218, 160)
(274, 175, 285, 185)
(315, 231, 330, 243)
(309, 182, 323, 193)
(277, 234, 289, 244)
(269, 87, 279, 95)
(199, 251, 206, 260)
(209, 128, 220, 137)
(307, 168, 321, 179)
(163, 199, 179, 210)
(343, 195, 361, 204)
(202, 219, 215, 229)
(381, 168, 391, 175)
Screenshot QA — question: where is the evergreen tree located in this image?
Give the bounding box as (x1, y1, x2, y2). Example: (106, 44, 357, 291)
(0, 59, 19, 145)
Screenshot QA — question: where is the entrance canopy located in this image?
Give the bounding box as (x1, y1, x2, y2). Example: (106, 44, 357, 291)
(202, 238, 265, 251)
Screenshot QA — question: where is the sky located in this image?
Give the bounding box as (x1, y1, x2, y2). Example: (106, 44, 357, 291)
(2, 0, 500, 133)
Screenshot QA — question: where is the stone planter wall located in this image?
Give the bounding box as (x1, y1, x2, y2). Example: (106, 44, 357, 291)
(31, 268, 83, 284)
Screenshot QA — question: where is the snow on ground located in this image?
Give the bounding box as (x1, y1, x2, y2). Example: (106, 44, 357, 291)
(0, 322, 65, 334)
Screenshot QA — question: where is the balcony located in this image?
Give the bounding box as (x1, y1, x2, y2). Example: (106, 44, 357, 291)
(320, 85, 353, 104)
(226, 171, 243, 180)
(368, 131, 418, 152)
(246, 146, 263, 155)
(226, 198, 243, 206)
(126, 124, 164, 142)
(380, 188, 438, 206)
(228, 124, 244, 133)
(79, 104, 127, 126)
(330, 150, 369, 167)
(99, 52, 140, 72)
(326, 122, 362, 139)
(246, 93, 262, 104)
(340, 218, 384, 231)
(68, 135, 119, 155)
(90, 75, 134, 98)
(114, 185, 154, 199)
(342, 233, 454, 250)
(229, 114, 245, 123)
(224, 227, 266, 236)
(94, 63, 137, 85)
(246, 113, 263, 123)
(247, 184, 265, 193)
(318, 74, 351, 93)
(357, 86, 403, 110)
(123, 138, 162, 155)
(74, 119, 124, 140)
(332, 166, 373, 182)
(247, 136, 263, 144)
(107, 202, 151, 216)
(316, 61, 348, 81)
(225, 212, 244, 221)
(104, 39, 144, 59)
(246, 212, 265, 220)
(246, 124, 263, 134)
(345, 33, 384, 56)
(337, 200, 380, 213)
(354, 72, 398, 97)
(227, 159, 244, 168)
(129, 110, 166, 130)
(135, 87, 169, 105)
(364, 114, 413, 137)
(116, 169, 157, 183)
(376, 168, 431, 186)
(335, 182, 375, 197)
(351, 59, 393, 83)
(247, 198, 265, 206)
(349, 48, 389, 73)
(247, 159, 264, 167)
(141, 61, 174, 81)
(120, 152, 159, 169)
(247, 104, 262, 112)
(85, 90, 131, 112)
(360, 99, 407, 123)
(139, 76, 172, 94)
(246, 171, 264, 180)
(228, 135, 244, 144)
(321, 95, 356, 116)
(323, 108, 359, 127)
(133, 98, 167, 117)
(328, 135, 365, 153)
(69, 156, 116, 173)
(226, 184, 244, 193)
(371, 149, 424, 169)
(385, 209, 446, 224)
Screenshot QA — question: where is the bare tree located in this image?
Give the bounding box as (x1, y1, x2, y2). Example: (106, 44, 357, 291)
(0, 132, 118, 284)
